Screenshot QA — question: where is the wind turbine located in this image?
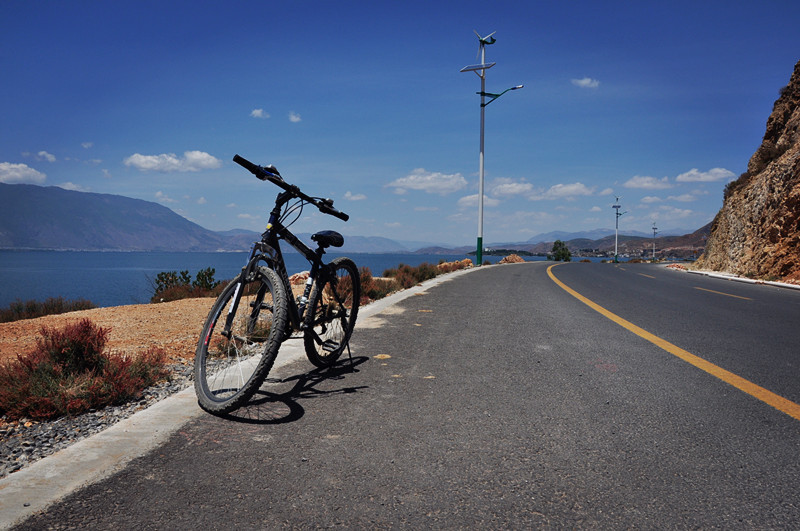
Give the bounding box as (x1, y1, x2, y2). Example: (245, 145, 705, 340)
(475, 30, 496, 58)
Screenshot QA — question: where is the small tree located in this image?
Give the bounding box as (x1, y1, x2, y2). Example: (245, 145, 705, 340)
(550, 240, 572, 262)
(193, 267, 221, 291)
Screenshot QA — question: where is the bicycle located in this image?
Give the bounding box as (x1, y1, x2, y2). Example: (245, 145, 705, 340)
(194, 154, 361, 415)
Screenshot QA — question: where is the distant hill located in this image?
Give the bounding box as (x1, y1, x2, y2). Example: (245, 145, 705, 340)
(0, 183, 413, 253)
(0, 183, 235, 251)
(526, 229, 615, 244)
(0, 182, 708, 256)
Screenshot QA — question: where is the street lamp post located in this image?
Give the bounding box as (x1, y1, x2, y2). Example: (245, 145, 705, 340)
(652, 221, 658, 261)
(460, 31, 522, 266)
(612, 197, 626, 263)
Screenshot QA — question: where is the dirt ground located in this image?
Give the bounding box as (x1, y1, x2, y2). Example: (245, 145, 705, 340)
(0, 298, 216, 365)
(0, 278, 315, 366)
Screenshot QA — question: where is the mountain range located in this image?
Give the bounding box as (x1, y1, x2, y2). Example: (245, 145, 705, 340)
(0, 183, 703, 255)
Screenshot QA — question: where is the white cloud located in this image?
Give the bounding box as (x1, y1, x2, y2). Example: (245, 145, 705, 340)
(490, 179, 534, 197)
(124, 151, 222, 172)
(599, 187, 614, 196)
(675, 167, 735, 182)
(289, 111, 302, 123)
(667, 193, 697, 202)
(624, 175, 671, 189)
(658, 205, 693, 218)
(344, 191, 367, 201)
(0, 162, 46, 184)
(226, 203, 237, 208)
(641, 196, 662, 203)
(457, 194, 501, 208)
(37, 151, 56, 162)
(387, 168, 467, 195)
(197, 197, 207, 204)
(571, 77, 600, 88)
(237, 213, 259, 220)
(102, 169, 112, 178)
(81, 142, 93, 149)
(250, 108, 270, 119)
(414, 206, 439, 212)
(530, 182, 595, 200)
(155, 191, 177, 203)
(589, 206, 602, 212)
(385, 221, 402, 228)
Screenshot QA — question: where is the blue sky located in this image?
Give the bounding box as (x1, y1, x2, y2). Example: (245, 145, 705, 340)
(2, 1, 799, 247)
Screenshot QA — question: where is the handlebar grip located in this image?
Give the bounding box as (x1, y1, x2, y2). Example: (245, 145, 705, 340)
(320, 203, 349, 221)
(232, 154, 264, 179)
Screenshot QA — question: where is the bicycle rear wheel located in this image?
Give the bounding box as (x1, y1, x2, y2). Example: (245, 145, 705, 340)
(194, 266, 288, 414)
(303, 257, 360, 367)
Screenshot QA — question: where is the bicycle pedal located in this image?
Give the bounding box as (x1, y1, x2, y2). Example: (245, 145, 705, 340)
(321, 339, 340, 352)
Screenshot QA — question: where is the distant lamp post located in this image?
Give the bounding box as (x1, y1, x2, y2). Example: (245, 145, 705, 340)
(612, 197, 626, 263)
(653, 221, 658, 262)
(652, 221, 658, 261)
(460, 30, 523, 266)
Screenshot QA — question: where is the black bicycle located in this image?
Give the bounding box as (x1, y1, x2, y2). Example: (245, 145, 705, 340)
(194, 154, 361, 415)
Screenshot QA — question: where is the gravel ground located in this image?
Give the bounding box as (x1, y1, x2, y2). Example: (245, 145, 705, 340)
(0, 362, 194, 479)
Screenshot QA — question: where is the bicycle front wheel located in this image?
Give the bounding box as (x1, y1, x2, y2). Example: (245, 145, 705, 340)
(194, 266, 288, 414)
(303, 257, 360, 367)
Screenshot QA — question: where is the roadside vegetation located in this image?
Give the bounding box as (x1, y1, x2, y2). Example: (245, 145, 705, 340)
(362, 259, 473, 299)
(147, 260, 474, 305)
(0, 297, 96, 324)
(549, 240, 572, 262)
(0, 319, 169, 421)
(149, 267, 224, 303)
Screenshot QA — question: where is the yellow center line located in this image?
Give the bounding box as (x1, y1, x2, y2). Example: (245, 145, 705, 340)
(638, 273, 656, 279)
(547, 263, 800, 422)
(694, 286, 752, 300)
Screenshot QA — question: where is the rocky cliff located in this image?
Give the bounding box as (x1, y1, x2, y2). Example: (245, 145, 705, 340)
(696, 60, 800, 281)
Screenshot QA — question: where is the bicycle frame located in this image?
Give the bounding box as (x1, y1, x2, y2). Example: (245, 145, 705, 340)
(223, 189, 330, 337)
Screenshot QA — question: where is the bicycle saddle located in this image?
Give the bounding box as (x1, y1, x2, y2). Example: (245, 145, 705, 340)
(311, 230, 344, 249)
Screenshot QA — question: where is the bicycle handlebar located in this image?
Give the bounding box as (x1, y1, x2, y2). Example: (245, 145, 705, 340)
(233, 154, 349, 221)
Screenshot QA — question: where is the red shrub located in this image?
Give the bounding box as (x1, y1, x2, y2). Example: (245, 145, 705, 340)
(0, 319, 169, 421)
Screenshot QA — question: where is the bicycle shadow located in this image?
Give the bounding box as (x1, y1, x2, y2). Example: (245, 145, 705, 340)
(219, 355, 369, 425)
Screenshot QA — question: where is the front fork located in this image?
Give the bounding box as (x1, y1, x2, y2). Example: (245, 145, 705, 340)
(221, 240, 269, 339)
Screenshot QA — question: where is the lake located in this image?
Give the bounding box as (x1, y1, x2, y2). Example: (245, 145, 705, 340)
(0, 250, 555, 308)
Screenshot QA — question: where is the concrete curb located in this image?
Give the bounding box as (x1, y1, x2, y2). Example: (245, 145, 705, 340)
(681, 267, 800, 291)
(0, 265, 479, 529)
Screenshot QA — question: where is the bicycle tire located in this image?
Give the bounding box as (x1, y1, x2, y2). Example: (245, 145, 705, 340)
(194, 266, 288, 414)
(303, 257, 360, 367)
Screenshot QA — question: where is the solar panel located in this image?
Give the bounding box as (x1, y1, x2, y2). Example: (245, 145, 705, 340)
(460, 62, 496, 72)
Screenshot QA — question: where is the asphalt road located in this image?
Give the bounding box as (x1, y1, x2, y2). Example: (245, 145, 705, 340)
(13, 262, 800, 528)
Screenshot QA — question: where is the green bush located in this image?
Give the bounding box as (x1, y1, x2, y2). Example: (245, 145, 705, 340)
(0, 297, 97, 323)
(0, 319, 169, 421)
(549, 240, 572, 262)
(151, 267, 225, 302)
(193, 267, 221, 291)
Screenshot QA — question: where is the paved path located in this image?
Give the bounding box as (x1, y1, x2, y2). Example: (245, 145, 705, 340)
(5, 262, 800, 528)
